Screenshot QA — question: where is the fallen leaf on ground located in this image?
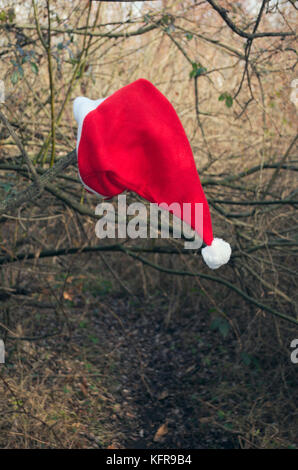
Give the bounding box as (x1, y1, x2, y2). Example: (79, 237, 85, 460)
(63, 291, 73, 301)
(158, 390, 169, 400)
(153, 422, 168, 442)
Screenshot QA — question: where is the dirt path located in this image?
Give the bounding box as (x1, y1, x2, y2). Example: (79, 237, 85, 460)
(76, 294, 238, 449)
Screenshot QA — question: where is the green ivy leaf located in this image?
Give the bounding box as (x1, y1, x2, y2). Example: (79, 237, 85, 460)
(0, 10, 7, 22)
(21, 56, 30, 64)
(0, 182, 13, 193)
(8, 8, 15, 23)
(196, 67, 207, 77)
(190, 62, 207, 79)
(224, 423, 234, 430)
(219, 321, 230, 338)
(143, 14, 151, 24)
(30, 62, 39, 74)
(210, 316, 230, 339)
(218, 92, 233, 108)
(161, 14, 171, 25)
(70, 57, 79, 66)
(225, 94, 233, 108)
(18, 66, 24, 79)
(11, 71, 19, 85)
(241, 351, 251, 366)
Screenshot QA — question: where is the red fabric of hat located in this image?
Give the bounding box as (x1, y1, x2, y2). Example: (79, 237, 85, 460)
(74, 79, 231, 269)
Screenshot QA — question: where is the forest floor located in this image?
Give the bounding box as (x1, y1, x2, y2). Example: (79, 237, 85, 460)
(0, 255, 297, 449)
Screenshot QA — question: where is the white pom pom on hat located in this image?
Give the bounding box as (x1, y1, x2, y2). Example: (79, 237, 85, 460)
(201, 238, 232, 270)
(73, 79, 232, 269)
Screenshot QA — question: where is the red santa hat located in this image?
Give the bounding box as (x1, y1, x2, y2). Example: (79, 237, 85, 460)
(73, 78, 231, 269)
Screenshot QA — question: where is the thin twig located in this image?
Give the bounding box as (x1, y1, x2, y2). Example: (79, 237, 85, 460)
(205, 0, 295, 39)
(0, 109, 41, 187)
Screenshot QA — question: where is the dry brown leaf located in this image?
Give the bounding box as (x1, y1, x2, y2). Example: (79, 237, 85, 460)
(107, 441, 122, 449)
(81, 376, 88, 387)
(158, 390, 169, 400)
(79, 383, 88, 397)
(63, 291, 73, 301)
(72, 422, 81, 429)
(199, 417, 212, 423)
(153, 422, 168, 442)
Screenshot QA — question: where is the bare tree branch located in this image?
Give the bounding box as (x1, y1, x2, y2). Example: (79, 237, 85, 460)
(0, 150, 76, 216)
(205, 0, 296, 39)
(0, 109, 41, 187)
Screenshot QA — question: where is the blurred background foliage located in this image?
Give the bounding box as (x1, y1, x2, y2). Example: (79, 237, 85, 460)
(0, 0, 297, 449)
